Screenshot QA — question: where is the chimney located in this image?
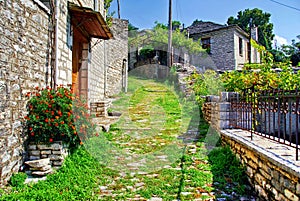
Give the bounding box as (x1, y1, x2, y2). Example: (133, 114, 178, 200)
(251, 26, 258, 41)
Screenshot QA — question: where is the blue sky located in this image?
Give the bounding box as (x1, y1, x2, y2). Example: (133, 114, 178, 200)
(110, 0, 300, 46)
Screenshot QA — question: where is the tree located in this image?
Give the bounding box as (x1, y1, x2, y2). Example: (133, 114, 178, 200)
(227, 8, 274, 50)
(153, 21, 182, 30)
(128, 23, 139, 38)
(104, 0, 113, 11)
(281, 36, 300, 66)
(192, 19, 202, 26)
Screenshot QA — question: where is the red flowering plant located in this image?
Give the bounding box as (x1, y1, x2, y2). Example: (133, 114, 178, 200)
(25, 86, 96, 148)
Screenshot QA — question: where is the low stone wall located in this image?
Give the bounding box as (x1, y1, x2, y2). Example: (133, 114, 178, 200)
(220, 130, 300, 201)
(203, 92, 300, 200)
(27, 141, 68, 169)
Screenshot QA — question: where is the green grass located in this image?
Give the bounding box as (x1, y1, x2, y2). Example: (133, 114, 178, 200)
(0, 76, 252, 200)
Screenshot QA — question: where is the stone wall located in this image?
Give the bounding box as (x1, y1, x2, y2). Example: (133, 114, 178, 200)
(190, 26, 260, 71)
(105, 18, 128, 97)
(27, 141, 68, 168)
(191, 28, 235, 71)
(203, 92, 300, 200)
(221, 130, 300, 201)
(0, 0, 115, 186)
(0, 0, 51, 186)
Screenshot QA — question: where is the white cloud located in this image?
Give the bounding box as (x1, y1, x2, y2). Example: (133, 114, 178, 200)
(272, 35, 288, 49)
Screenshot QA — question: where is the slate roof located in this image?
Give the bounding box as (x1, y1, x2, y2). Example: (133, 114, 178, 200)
(186, 21, 249, 38)
(186, 21, 226, 35)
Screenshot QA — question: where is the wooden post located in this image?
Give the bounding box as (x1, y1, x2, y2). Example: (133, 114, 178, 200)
(167, 0, 172, 67)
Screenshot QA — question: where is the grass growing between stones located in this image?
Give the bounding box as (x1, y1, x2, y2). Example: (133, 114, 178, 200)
(0, 76, 255, 200)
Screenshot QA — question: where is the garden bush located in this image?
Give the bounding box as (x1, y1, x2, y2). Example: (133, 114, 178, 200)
(24, 86, 96, 148)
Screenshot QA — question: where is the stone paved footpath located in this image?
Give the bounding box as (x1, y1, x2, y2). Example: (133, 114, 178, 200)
(94, 78, 257, 201)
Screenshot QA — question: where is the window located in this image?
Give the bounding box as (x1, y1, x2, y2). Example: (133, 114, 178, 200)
(201, 38, 211, 54)
(239, 37, 243, 56)
(66, 13, 73, 49)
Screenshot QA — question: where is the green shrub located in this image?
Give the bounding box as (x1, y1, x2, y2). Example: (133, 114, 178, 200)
(9, 172, 27, 188)
(24, 86, 96, 148)
(187, 70, 223, 104)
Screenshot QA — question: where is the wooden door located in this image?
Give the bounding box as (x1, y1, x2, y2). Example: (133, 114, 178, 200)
(72, 28, 87, 96)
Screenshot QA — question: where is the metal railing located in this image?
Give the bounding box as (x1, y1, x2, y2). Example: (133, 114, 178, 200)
(230, 88, 300, 160)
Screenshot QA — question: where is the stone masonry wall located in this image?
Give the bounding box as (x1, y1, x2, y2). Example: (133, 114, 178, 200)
(89, 39, 105, 102)
(191, 28, 235, 71)
(0, 0, 51, 186)
(105, 18, 128, 97)
(190, 27, 260, 71)
(203, 93, 300, 200)
(221, 132, 300, 201)
(27, 141, 68, 168)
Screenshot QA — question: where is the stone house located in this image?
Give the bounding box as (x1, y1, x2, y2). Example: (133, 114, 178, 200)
(187, 21, 261, 70)
(0, 0, 128, 185)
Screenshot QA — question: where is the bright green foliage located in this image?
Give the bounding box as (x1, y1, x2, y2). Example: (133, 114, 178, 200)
(104, 0, 113, 10)
(188, 39, 300, 103)
(208, 146, 247, 193)
(221, 40, 300, 92)
(227, 8, 274, 50)
(9, 173, 27, 189)
(187, 70, 224, 104)
(281, 36, 300, 66)
(150, 27, 204, 54)
(129, 22, 204, 55)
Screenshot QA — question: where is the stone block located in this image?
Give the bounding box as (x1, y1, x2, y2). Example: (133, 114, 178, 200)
(49, 154, 63, 161)
(40, 150, 51, 155)
(37, 144, 51, 150)
(271, 187, 279, 200)
(29, 156, 40, 160)
(259, 169, 272, 181)
(248, 159, 258, 170)
(25, 158, 50, 168)
(246, 166, 254, 178)
(284, 189, 299, 201)
(50, 143, 62, 150)
(29, 150, 40, 156)
(272, 170, 280, 181)
(254, 173, 266, 188)
(31, 168, 53, 176)
(30, 165, 51, 171)
(53, 161, 63, 166)
(271, 179, 283, 192)
(52, 150, 63, 155)
(254, 184, 268, 200)
(297, 182, 300, 195)
(28, 144, 37, 150)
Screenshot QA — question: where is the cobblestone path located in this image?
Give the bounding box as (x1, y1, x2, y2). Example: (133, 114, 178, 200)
(94, 77, 257, 201)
